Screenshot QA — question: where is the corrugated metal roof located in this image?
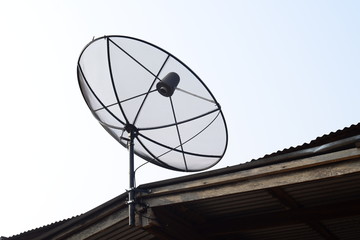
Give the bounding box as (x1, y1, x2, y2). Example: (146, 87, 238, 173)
(5, 122, 360, 239)
(323, 216, 360, 240)
(140, 122, 360, 190)
(148, 172, 360, 239)
(5, 216, 81, 240)
(84, 219, 154, 240)
(258, 123, 360, 161)
(283, 172, 360, 207)
(243, 224, 321, 240)
(184, 190, 284, 219)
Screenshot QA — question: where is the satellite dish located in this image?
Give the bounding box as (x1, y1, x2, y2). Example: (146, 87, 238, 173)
(77, 35, 228, 225)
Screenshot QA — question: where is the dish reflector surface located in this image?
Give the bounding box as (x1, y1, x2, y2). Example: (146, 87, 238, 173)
(77, 35, 228, 172)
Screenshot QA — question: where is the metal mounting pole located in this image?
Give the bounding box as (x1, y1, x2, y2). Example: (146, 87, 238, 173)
(128, 128, 136, 226)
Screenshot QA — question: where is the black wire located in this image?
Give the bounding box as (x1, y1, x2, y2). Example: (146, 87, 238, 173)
(135, 161, 149, 173)
(135, 210, 157, 221)
(133, 161, 149, 187)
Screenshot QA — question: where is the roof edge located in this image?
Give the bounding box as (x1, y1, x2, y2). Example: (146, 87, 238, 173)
(139, 134, 360, 189)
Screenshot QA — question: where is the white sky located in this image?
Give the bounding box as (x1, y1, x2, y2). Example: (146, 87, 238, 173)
(1, 0, 359, 237)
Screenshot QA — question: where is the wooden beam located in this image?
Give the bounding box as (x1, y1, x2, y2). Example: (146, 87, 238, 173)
(141, 148, 360, 199)
(268, 187, 338, 240)
(143, 225, 180, 240)
(306, 221, 338, 240)
(141, 206, 207, 240)
(202, 199, 360, 236)
(142, 155, 360, 207)
(63, 208, 128, 240)
(267, 187, 301, 209)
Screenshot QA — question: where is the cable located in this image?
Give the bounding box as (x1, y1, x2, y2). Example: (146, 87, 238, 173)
(134, 161, 149, 187)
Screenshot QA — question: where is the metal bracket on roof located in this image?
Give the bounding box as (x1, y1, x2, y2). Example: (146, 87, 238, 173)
(125, 187, 151, 225)
(126, 187, 151, 194)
